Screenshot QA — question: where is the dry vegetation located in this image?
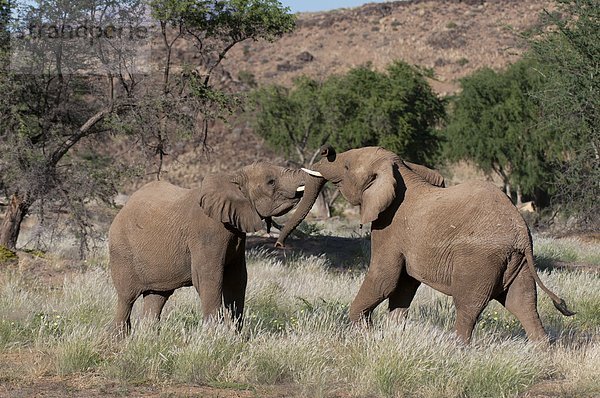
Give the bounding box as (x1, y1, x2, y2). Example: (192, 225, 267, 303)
(1, 221, 599, 397)
(156, 0, 555, 186)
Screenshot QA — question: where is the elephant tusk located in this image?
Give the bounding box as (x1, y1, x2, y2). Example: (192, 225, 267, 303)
(296, 185, 305, 192)
(301, 168, 323, 177)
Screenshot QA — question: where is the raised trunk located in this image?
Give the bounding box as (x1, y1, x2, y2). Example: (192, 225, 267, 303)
(276, 174, 325, 247)
(0, 193, 30, 250)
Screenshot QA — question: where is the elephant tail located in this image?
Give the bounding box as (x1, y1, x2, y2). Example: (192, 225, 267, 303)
(525, 244, 576, 317)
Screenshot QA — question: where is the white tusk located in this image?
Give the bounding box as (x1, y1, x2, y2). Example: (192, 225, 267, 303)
(301, 168, 323, 177)
(296, 185, 305, 192)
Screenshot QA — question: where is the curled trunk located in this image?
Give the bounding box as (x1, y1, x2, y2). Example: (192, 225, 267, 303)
(276, 174, 325, 247)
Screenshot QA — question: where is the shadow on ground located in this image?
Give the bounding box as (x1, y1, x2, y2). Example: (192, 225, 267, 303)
(247, 235, 599, 273)
(246, 235, 370, 269)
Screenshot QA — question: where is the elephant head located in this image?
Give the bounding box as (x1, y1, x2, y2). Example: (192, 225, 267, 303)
(199, 163, 323, 233)
(276, 145, 444, 245)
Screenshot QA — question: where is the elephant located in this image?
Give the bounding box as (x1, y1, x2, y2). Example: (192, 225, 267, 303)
(108, 162, 319, 333)
(277, 145, 575, 343)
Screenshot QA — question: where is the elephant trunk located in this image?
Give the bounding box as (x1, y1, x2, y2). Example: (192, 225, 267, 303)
(276, 172, 325, 247)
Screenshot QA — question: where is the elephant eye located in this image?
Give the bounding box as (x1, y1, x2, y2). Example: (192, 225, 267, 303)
(267, 178, 276, 186)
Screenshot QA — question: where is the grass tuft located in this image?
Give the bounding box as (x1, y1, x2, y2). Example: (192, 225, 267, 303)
(54, 326, 104, 375)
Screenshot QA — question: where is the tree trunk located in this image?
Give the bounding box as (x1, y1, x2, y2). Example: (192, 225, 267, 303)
(516, 186, 523, 206)
(504, 181, 512, 200)
(313, 191, 330, 219)
(0, 193, 30, 250)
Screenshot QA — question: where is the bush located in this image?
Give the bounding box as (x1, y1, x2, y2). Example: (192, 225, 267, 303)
(0, 245, 17, 264)
(252, 61, 446, 166)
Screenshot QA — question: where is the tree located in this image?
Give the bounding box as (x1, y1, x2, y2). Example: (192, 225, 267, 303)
(0, 0, 295, 253)
(252, 61, 446, 166)
(251, 62, 445, 217)
(444, 0, 599, 229)
(443, 59, 552, 204)
(0, 0, 8, 60)
(528, 0, 599, 228)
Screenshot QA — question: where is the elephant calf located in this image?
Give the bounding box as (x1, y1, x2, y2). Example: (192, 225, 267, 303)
(108, 163, 318, 333)
(279, 145, 575, 343)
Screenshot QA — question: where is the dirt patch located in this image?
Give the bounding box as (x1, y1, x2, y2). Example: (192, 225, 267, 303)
(0, 352, 299, 398)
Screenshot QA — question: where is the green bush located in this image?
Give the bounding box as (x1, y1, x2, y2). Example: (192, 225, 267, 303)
(0, 245, 17, 264)
(252, 61, 446, 166)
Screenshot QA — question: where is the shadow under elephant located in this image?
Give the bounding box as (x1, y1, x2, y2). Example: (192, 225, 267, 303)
(246, 235, 370, 270)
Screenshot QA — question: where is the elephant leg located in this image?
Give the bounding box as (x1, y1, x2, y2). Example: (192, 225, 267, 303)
(142, 290, 174, 321)
(453, 297, 489, 344)
(349, 254, 403, 324)
(452, 258, 500, 343)
(114, 293, 137, 336)
(223, 259, 247, 330)
(191, 245, 226, 322)
(388, 271, 421, 322)
(193, 272, 224, 322)
(110, 249, 139, 335)
(496, 266, 548, 342)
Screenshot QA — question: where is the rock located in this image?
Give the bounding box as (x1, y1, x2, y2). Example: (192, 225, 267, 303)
(277, 61, 303, 72)
(296, 51, 315, 62)
(517, 201, 536, 213)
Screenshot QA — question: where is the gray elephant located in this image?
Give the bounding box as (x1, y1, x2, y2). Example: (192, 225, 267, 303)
(108, 163, 319, 333)
(278, 145, 574, 343)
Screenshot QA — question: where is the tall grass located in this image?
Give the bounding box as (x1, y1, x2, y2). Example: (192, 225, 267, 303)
(1, 237, 599, 397)
(534, 235, 600, 267)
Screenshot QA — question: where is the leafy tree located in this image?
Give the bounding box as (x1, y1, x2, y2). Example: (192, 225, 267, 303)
(443, 59, 551, 204)
(252, 61, 446, 167)
(0, 0, 8, 57)
(528, 0, 599, 228)
(444, 0, 598, 229)
(0, 0, 295, 253)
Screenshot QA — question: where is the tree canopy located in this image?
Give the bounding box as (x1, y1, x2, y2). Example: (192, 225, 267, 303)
(444, 0, 598, 228)
(0, 0, 295, 253)
(443, 59, 552, 202)
(528, 0, 599, 227)
(251, 62, 446, 166)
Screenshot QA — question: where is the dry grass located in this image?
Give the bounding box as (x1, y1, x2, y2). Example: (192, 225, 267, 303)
(1, 235, 598, 397)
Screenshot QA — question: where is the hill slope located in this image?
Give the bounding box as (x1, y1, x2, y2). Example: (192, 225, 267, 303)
(222, 0, 551, 95)
(155, 0, 552, 186)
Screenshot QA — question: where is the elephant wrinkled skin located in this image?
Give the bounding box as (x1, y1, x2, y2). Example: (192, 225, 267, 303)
(109, 163, 317, 333)
(280, 145, 575, 343)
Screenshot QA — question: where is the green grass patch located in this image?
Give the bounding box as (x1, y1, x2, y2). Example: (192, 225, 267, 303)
(0, 245, 18, 263)
(105, 322, 178, 383)
(171, 326, 244, 384)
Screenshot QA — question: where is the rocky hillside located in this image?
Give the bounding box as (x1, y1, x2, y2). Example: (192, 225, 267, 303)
(222, 0, 552, 96)
(156, 0, 553, 186)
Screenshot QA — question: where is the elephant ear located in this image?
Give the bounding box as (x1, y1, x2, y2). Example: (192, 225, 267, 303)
(402, 161, 446, 187)
(360, 159, 397, 225)
(199, 173, 264, 233)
